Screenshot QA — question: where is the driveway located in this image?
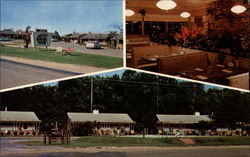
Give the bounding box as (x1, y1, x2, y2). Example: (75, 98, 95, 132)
(50, 42, 123, 58)
(1, 138, 248, 157)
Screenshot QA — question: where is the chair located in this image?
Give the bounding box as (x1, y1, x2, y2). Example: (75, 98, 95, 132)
(56, 47, 63, 52)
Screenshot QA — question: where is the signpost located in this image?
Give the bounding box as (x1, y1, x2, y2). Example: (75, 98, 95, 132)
(31, 29, 51, 48)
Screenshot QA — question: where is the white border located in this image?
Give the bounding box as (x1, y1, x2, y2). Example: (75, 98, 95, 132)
(123, 0, 127, 67)
(124, 67, 250, 93)
(1, 0, 249, 94)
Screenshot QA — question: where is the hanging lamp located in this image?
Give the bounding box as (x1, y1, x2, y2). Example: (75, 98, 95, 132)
(156, 0, 177, 10)
(180, 0, 190, 18)
(231, 5, 246, 14)
(180, 11, 191, 18)
(126, 9, 135, 16)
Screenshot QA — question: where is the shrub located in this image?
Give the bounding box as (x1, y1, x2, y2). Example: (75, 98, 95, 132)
(19, 132, 24, 135)
(13, 131, 18, 135)
(32, 131, 36, 136)
(6, 131, 11, 135)
(71, 122, 94, 136)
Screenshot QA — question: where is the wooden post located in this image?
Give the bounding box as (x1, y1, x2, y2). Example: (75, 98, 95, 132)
(43, 134, 47, 144)
(139, 9, 146, 36)
(61, 130, 65, 144)
(48, 136, 51, 145)
(142, 16, 145, 36)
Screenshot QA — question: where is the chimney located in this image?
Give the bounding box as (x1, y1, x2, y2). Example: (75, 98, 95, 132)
(93, 109, 99, 114)
(194, 112, 200, 116)
(5, 107, 7, 112)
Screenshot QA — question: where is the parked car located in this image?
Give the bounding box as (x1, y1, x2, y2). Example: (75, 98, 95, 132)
(0, 37, 10, 41)
(51, 38, 58, 42)
(85, 41, 101, 49)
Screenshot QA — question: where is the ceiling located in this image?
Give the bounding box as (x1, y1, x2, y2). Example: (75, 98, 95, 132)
(126, 0, 218, 16)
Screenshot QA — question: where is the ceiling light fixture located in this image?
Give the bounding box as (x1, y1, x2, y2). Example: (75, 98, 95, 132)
(180, 0, 190, 18)
(156, 0, 177, 10)
(126, 9, 135, 16)
(180, 11, 191, 18)
(231, 5, 247, 14)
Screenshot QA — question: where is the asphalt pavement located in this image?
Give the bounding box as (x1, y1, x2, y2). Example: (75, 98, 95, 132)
(50, 42, 123, 58)
(0, 59, 81, 90)
(0, 138, 249, 157)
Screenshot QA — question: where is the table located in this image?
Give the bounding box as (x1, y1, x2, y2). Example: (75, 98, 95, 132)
(143, 55, 169, 62)
(177, 64, 248, 83)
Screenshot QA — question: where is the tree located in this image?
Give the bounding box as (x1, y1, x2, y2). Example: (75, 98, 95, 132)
(53, 30, 60, 40)
(1, 69, 249, 133)
(109, 23, 123, 33)
(71, 122, 94, 136)
(19, 26, 32, 48)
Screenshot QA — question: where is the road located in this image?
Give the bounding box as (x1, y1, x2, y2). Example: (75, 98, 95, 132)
(0, 59, 81, 90)
(50, 42, 123, 58)
(0, 138, 249, 157)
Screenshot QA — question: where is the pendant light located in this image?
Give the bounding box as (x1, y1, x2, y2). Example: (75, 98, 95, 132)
(180, 11, 191, 18)
(180, 0, 190, 18)
(231, 5, 246, 14)
(156, 0, 177, 10)
(126, 9, 135, 16)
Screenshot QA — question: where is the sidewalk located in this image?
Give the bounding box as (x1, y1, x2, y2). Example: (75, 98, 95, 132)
(1, 55, 107, 74)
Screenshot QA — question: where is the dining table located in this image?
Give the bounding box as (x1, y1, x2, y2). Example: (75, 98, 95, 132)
(177, 64, 248, 83)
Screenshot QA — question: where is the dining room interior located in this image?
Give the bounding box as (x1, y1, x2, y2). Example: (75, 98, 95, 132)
(126, 0, 249, 90)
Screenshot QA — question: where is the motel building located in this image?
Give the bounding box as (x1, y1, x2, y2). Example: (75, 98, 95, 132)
(126, 0, 249, 90)
(67, 110, 136, 136)
(79, 33, 109, 46)
(156, 112, 211, 135)
(0, 109, 41, 135)
(0, 29, 16, 39)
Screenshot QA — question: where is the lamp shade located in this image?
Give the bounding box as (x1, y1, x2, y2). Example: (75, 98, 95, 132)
(180, 11, 191, 18)
(156, 0, 177, 10)
(231, 5, 246, 14)
(126, 9, 135, 16)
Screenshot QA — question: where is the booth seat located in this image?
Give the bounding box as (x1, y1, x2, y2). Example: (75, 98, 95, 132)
(157, 52, 249, 89)
(157, 52, 216, 75)
(126, 35, 151, 67)
(131, 45, 204, 68)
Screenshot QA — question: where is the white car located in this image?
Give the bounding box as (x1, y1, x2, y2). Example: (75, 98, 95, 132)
(51, 38, 58, 42)
(85, 41, 101, 49)
(0, 37, 10, 41)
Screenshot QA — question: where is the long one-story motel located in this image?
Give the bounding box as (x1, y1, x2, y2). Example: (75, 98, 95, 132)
(0, 109, 40, 135)
(0, 109, 248, 136)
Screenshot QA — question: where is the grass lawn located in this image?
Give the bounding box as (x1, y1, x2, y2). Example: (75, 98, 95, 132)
(191, 136, 250, 146)
(19, 136, 250, 147)
(0, 46, 123, 69)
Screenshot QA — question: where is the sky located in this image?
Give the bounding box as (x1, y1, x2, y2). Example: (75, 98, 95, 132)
(44, 69, 223, 91)
(1, 0, 122, 35)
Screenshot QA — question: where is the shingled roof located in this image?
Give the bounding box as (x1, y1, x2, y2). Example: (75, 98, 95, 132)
(0, 29, 16, 35)
(67, 33, 87, 39)
(0, 111, 40, 122)
(157, 114, 211, 124)
(80, 33, 108, 40)
(111, 33, 123, 40)
(68, 112, 135, 124)
(61, 33, 73, 38)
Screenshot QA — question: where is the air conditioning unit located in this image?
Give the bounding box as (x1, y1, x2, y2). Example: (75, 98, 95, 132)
(31, 30, 51, 47)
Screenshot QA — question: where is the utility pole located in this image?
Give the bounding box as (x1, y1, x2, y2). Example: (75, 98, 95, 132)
(156, 75, 159, 114)
(90, 78, 93, 112)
